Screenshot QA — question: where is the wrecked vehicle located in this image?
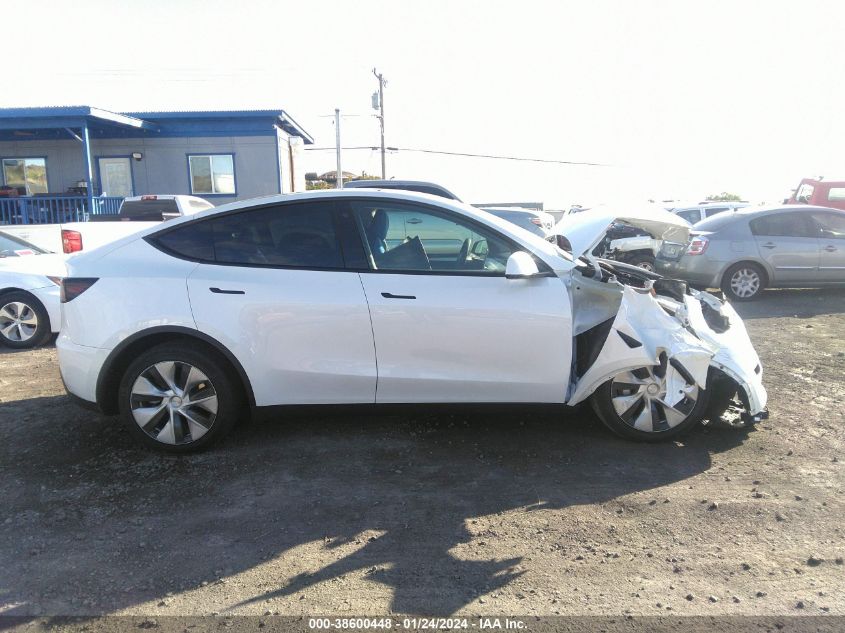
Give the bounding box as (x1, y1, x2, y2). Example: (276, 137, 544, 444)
(57, 190, 767, 452)
(559, 205, 694, 273)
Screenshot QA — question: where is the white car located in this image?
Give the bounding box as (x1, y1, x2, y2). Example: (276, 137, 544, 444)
(0, 231, 65, 348)
(57, 190, 768, 452)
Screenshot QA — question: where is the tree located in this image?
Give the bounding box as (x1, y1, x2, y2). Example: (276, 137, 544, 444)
(705, 192, 743, 202)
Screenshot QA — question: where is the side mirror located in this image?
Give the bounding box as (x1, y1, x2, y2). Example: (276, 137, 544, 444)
(505, 251, 542, 279)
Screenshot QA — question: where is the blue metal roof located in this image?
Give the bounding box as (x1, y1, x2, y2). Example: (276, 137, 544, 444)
(0, 106, 313, 143)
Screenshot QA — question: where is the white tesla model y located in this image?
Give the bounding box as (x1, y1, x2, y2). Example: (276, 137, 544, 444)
(57, 190, 767, 452)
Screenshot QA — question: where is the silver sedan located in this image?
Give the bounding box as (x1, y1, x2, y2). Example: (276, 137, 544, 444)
(655, 205, 845, 301)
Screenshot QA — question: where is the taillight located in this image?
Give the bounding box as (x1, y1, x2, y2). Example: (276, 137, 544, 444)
(61, 229, 83, 253)
(530, 217, 543, 225)
(686, 236, 709, 256)
(60, 278, 98, 303)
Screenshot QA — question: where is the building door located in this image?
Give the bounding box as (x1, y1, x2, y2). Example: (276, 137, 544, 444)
(98, 158, 133, 196)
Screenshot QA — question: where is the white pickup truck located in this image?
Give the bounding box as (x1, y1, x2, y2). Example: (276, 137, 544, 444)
(2, 195, 213, 254)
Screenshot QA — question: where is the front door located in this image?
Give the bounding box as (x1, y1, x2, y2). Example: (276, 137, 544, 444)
(183, 200, 377, 406)
(811, 210, 845, 281)
(750, 211, 821, 283)
(98, 157, 133, 197)
(349, 199, 572, 403)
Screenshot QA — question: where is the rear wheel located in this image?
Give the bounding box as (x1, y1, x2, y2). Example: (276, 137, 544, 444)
(590, 353, 709, 442)
(0, 291, 52, 349)
(721, 262, 766, 301)
(118, 343, 243, 453)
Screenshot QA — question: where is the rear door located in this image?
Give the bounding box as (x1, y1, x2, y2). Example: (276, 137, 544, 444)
(160, 200, 378, 406)
(811, 210, 845, 281)
(749, 212, 821, 283)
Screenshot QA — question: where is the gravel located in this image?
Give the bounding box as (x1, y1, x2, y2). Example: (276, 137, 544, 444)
(1, 287, 844, 617)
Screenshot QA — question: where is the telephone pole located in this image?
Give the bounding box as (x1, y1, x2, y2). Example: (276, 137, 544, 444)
(334, 108, 342, 189)
(372, 68, 387, 179)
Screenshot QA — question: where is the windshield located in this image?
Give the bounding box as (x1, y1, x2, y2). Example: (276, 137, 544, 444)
(0, 231, 49, 257)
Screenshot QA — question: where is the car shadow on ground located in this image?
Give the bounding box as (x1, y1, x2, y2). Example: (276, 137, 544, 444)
(0, 396, 753, 618)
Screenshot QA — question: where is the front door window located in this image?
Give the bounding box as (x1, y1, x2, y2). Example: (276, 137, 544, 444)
(351, 201, 517, 274)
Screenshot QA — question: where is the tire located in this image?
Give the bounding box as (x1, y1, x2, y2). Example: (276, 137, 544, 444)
(589, 353, 710, 442)
(117, 342, 244, 453)
(626, 252, 656, 272)
(721, 262, 766, 301)
(0, 291, 52, 349)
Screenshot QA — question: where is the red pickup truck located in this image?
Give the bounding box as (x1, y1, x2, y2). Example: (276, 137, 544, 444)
(787, 178, 845, 210)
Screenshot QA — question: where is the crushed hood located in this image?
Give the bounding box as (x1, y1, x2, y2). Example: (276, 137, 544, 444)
(553, 205, 693, 259)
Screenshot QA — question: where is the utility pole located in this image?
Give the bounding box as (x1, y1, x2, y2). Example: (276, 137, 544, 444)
(372, 68, 387, 179)
(334, 108, 342, 189)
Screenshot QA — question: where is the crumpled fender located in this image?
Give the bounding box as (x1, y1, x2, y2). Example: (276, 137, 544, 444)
(568, 286, 713, 405)
(685, 291, 768, 415)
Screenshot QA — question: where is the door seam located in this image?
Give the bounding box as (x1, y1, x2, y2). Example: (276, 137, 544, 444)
(356, 272, 379, 404)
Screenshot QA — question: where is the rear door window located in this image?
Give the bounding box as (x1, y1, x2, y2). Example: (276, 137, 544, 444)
(750, 213, 818, 238)
(209, 203, 344, 268)
(149, 201, 352, 269)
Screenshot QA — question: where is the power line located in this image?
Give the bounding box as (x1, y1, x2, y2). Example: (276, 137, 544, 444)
(304, 145, 611, 167)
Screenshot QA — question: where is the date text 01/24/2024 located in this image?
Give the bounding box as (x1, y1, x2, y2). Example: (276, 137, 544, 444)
(308, 618, 527, 630)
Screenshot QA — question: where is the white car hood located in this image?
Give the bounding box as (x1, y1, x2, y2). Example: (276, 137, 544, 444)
(0, 253, 68, 277)
(553, 206, 692, 259)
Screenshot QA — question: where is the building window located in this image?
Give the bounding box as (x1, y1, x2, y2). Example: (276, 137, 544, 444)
(2, 158, 48, 195)
(188, 154, 235, 195)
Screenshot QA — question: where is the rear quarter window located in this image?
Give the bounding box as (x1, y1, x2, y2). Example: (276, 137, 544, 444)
(149, 221, 214, 261)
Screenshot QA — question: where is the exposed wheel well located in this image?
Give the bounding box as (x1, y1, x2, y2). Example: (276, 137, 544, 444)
(721, 261, 770, 288)
(96, 329, 254, 415)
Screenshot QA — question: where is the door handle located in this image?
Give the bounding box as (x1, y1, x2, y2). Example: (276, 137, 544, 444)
(406, 218, 422, 225)
(762, 242, 776, 249)
(381, 292, 416, 300)
(824, 245, 838, 252)
(210, 287, 245, 295)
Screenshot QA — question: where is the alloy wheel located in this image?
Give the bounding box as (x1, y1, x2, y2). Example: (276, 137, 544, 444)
(636, 261, 655, 272)
(730, 268, 761, 298)
(609, 355, 699, 433)
(0, 301, 38, 342)
(129, 361, 218, 445)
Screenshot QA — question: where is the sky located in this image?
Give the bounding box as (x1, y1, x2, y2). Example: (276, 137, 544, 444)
(7, 0, 845, 208)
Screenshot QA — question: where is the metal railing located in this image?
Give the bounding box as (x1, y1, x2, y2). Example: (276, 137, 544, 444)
(0, 195, 124, 225)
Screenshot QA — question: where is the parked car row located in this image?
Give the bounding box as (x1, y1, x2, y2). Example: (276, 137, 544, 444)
(656, 205, 845, 301)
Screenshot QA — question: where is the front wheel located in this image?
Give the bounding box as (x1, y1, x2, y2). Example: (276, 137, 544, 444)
(590, 353, 709, 442)
(0, 291, 52, 349)
(118, 343, 243, 453)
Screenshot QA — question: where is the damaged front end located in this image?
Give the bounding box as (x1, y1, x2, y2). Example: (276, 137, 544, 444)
(567, 258, 768, 427)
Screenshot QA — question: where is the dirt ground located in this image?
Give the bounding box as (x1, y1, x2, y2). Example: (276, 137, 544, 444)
(1, 288, 843, 621)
